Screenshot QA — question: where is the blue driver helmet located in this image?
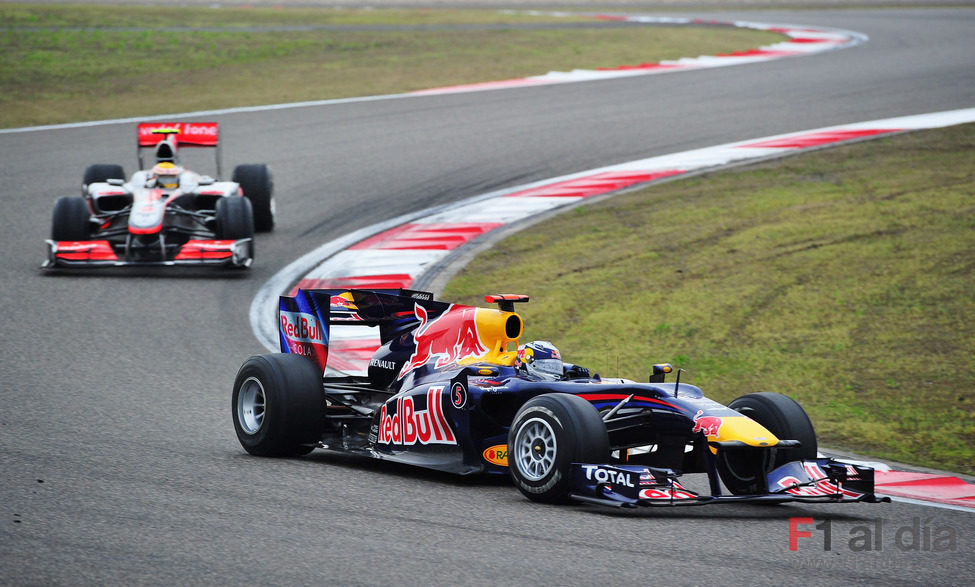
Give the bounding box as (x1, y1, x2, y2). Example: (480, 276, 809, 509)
(517, 340, 563, 381)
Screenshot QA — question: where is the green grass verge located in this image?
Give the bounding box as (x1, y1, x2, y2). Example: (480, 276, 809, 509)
(0, 3, 782, 128)
(444, 124, 975, 475)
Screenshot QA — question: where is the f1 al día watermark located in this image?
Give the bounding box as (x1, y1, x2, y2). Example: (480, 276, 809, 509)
(789, 517, 958, 552)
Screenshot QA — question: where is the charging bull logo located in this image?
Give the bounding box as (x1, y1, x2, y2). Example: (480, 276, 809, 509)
(691, 410, 723, 438)
(378, 386, 456, 446)
(398, 303, 488, 379)
(328, 293, 363, 322)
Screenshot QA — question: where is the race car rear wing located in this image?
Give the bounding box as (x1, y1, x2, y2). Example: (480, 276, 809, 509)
(136, 122, 223, 178)
(278, 288, 445, 374)
(278, 288, 527, 377)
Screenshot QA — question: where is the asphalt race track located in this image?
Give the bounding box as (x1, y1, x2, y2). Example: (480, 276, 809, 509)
(1, 3, 973, 584)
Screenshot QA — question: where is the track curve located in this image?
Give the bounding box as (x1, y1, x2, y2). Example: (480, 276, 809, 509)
(2, 5, 973, 584)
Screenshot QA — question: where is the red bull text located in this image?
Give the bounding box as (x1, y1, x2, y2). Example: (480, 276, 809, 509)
(280, 310, 327, 368)
(378, 386, 456, 446)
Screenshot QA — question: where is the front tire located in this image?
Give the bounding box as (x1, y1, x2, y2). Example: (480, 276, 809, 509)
(508, 393, 609, 503)
(51, 196, 91, 241)
(232, 164, 274, 232)
(716, 392, 818, 495)
(216, 196, 254, 241)
(83, 163, 125, 188)
(232, 354, 324, 457)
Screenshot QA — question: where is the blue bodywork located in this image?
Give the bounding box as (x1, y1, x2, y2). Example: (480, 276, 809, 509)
(273, 288, 888, 507)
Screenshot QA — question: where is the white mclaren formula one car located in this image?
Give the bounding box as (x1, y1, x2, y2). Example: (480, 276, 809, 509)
(44, 121, 274, 269)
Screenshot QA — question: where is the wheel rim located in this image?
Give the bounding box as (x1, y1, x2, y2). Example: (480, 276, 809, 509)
(237, 376, 266, 435)
(513, 417, 557, 481)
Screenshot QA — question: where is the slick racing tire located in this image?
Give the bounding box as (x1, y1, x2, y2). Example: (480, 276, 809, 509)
(51, 196, 91, 241)
(232, 164, 274, 232)
(716, 392, 818, 495)
(232, 354, 324, 457)
(216, 196, 255, 241)
(82, 163, 125, 188)
(508, 393, 609, 504)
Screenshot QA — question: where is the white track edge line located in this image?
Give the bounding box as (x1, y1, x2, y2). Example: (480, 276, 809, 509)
(0, 13, 864, 135)
(250, 107, 975, 353)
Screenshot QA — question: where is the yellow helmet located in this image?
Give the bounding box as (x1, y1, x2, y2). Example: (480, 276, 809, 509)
(151, 162, 181, 189)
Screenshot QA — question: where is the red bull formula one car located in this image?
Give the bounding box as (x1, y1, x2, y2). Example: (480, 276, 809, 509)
(44, 122, 274, 269)
(232, 289, 889, 507)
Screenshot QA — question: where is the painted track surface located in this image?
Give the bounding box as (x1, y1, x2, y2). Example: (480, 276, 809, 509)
(1, 5, 974, 584)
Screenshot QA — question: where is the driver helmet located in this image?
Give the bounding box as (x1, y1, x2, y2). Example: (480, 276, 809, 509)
(517, 340, 563, 381)
(151, 162, 181, 189)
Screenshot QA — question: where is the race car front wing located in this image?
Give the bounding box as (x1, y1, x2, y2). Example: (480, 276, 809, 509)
(43, 238, 253, 268)
(568, 459, 890, 507)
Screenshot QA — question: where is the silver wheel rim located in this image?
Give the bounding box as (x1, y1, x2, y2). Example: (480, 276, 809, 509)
(513, 417, 557, 481)
(237, 376, 266, 435)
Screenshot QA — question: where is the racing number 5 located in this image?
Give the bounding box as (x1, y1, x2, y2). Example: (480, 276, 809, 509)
(451, 382, 467, 409)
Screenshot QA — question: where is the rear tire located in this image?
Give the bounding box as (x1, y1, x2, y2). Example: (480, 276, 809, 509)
(508, 393, 609, 503)
(232, 164, 274, 232)
(716, 392, 817, 495)
(51, 196, 91, 241)
(83, 164, 125, 187)
(232, 354, 324, 457)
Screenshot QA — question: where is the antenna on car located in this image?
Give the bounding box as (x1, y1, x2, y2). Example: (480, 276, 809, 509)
(674, 368, 684, 397)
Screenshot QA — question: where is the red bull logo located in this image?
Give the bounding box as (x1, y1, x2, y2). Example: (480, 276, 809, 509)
(378, 386, 456, 446)
(329, 294, 356, 309)
(279, 310, 328, 370)
(328, 293, 362, 322)
(280, 311, 324, 344)
(398, 303, 488, 379)
(691, 410, 723, 437)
